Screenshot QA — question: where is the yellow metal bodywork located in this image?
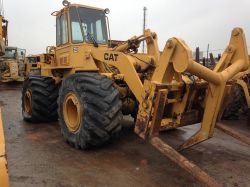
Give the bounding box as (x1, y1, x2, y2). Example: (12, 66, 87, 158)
(25, 53, 59, 79)
(32, 3, 249, 150)
(0, 15, 8, 55)
(1, 60, 25, 82)
(25, 54, 45, 77)
(25, 55, 39, 76)
(0, 109, 10, 187)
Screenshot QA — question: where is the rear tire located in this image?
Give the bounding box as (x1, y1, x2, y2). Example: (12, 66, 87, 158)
(222, 84, 248, 120)
(22, 76, 58, 122)
(58, 73, 122, 149)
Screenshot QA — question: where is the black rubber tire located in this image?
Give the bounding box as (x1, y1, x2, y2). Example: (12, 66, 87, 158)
(131, 101, 139, 122)
(22, 76, 59, 122)
(222, 84, 248, 120)
(58, 73, 123, 149)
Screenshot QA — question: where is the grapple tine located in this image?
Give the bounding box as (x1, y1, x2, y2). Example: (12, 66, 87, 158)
(150, 137, 223, 187)
(216, 122, 250, 146)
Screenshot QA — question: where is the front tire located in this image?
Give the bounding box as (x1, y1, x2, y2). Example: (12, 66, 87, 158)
(22, 76, 58, 122)
(58, 73, 122, 149)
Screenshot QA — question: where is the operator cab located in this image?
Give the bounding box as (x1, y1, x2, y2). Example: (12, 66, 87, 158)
(2, 47, 16, 59)
(55, 1, 109, 47)
(2, 47, 26, 61)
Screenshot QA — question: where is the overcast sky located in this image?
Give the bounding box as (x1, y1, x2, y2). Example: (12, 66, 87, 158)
(4, 0, 250, 55)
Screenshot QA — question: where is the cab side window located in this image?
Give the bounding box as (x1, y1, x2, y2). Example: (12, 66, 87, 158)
(56, 13, 69, 46)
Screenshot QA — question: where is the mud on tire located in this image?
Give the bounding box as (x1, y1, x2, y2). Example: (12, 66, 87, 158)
(22, 76, 59, 122)
(58, 73, 123, 149)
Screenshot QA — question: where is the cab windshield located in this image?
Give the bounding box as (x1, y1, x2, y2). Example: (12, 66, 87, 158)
(69, 7, 108, 44)
(27, 57, 38, 63)
(3, 48, 17, 59)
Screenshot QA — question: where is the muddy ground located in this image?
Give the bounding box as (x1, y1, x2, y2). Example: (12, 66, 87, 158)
(0, 83, 250, 187)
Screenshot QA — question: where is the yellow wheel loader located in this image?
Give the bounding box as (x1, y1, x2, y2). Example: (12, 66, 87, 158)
(25, 55, 38, 76)
(0, 46, 26, 82)
(0, 15, 7, 56)
(25, 47, 61, 77)
(21, 1, 250, 186)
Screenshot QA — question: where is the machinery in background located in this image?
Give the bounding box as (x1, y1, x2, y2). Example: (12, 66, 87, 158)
(25, 51, 54, 77)
(0, 0, 26, 83)
(0, 46, 26, 82)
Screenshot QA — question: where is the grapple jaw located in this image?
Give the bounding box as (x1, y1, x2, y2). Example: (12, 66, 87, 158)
(135, 27, 249, 150)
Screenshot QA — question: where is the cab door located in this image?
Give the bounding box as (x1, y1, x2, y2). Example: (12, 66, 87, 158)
(55, 11, 71, 67)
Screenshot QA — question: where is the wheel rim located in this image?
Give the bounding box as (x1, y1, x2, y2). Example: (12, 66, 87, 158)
(63, 92, 81, 133)
(24, 89, 32, 115)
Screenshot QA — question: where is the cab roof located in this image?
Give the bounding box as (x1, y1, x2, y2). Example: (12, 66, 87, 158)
(69, 4, 104, 11)
(5, 46, 17, 50)
(54, 3, 105, 16)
